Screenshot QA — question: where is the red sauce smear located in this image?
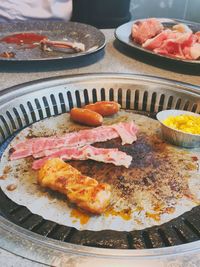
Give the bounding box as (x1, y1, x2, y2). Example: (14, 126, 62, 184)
(1, 33, 47, 47)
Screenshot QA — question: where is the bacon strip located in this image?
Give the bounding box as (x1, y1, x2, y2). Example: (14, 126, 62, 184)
(10, 121, 138, 161)
(32, 145, 132, 170)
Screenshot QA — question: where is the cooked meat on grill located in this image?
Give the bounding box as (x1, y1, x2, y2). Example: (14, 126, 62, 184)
(10, 121, 138, 160)
(32, 145, 132, 170)
(38, 158, 111, 214)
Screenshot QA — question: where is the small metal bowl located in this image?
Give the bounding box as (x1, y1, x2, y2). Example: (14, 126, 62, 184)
(156, 109, 200, 148)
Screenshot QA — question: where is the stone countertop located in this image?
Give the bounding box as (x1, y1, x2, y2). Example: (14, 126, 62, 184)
(0, 29, 200, 267)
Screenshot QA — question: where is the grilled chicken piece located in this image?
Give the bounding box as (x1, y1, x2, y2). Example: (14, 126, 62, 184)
(38, 158, 111, 214)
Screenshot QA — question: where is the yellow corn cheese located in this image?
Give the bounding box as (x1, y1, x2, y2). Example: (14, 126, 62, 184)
(163, 114, 200, 135)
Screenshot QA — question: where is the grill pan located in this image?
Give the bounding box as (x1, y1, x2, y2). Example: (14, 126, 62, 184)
(1, 73, 200, 266)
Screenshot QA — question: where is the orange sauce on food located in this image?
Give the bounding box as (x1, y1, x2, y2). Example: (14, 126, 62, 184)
(104, 207, 132, 221)
(70, 208, 90, 225)
(146, 212, 160, 222)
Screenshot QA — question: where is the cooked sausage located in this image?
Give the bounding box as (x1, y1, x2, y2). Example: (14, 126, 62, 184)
(70, 108, 103, 126)
(84, 101, 121, 116)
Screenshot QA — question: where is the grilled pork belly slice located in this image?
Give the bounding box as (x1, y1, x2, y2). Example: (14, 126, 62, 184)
(38, 158, 111, 214)
(10, 121, 138, 160)
(32, 145, 132, 170)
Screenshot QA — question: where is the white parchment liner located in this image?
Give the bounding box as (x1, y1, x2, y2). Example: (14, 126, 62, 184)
(0, 112, 200, 231)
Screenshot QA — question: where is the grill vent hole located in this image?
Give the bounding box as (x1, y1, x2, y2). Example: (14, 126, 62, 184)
(13, 108, 23, 128)
(101, 88, 106, 101)
(167, 96, 173, 109)
(59, 93, 66, 113)
(20, 104, 30, 125)
(0, 125, 5, 140)
(92, 88, 97, 103)
(27, 101, 36, 122)
(191, 104, 198, 113)
(158, 94, 165, 112)
(83, 89, 89, 105)
(172, 226, 187, 243)
(157, 229, 171, 246)
(175, 98, 182, 109)
(184, 219, 200, 238)
(50, 94, 58, 115)
(109, 88, 114, 101)
(183, 101, 190, 111)
(142, 231, 153, 248)
(142, 91, 148, 111)
(34, 98, 44, 120)
(150, 92, 157, 113)
(42, 97, 51, 117)
(134, 90, 139, 110)
(75, 90, 81, 107)
(118, 88, 122, 106)
(6, 111, 16, 130)
(126, 89, 131, 109)
(64, 228, 77, 242)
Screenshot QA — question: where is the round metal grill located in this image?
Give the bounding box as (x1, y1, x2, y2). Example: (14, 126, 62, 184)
(1, 73, 200, 266)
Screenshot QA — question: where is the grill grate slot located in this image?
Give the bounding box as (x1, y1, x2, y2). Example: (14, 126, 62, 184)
(34, 99, 44, 120)
(129, 231, 146, 249)
(134, 90, 139, 111)
(142, 231, 153, 248)
(146, 228, 166, 248)
(109, 88, 114, 101)
(50, 94, 59, 115)
(21, 215, 43, 231)
(34, 221, 57, 236)
(92, 88, 97, 103)
(101, 88, 106, 101)
(175, 98, 182, 110)
(12, 107, 23, 129)
(83, 89, 89, 105)
(70, 230, 129, 249)
(142, 91, 148, 112)
(191, 103, 198, 113)
(27, 102, 37, 122)
(158, 227, 183, 246)
(42, 97, 51, 117)
(67, 91, 74, 110)
(10, 207, 32, 224)
(0, 115, 11, 136)
(48, 225, 73, 241)
(126, 89, 131, 109)
(6, 111, 17, 132)
(184, 217, 200, 238)
(172, 221, 199, 243)
(75, 90, 81, 107)
(150, 92, 157, 113)
(167, 96, 174, 110)
(59, 93, 67, 113)
(19, 104, 30, 125)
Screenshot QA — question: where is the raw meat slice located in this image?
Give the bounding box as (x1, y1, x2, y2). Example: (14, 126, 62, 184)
(32, 145, 132, 170)
(132, 18, 164, 44)
(10, 121, 138, 160)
